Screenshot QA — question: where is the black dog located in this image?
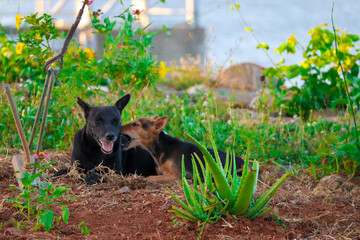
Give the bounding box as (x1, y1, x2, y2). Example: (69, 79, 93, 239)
(56, 94, 156, 184)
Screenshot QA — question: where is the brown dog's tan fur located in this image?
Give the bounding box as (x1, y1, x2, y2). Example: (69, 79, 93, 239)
(121, 116, 244, 183)
(121, 116, 179, 183)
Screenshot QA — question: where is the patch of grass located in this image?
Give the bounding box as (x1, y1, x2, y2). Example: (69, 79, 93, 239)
(127, 90, 359, 177)
(160, 55, 212, 90)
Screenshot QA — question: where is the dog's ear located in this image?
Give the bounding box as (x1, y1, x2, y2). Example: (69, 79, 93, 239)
(154, 116, 168, 132)
(115, 94, 131, 112)
(77, 97, 92, 118)
(152, 115, 159, 120)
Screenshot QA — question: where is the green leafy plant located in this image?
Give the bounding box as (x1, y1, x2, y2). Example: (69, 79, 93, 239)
(168, 122, 292, 225)
(264, 25, 360, 120)
(261, 20, 360, 176)
(89, 7, 159, 92)
(0, 13, 58, 84)
(79, 221, 90, 235)
(7, 155, 71, 231)
(1, 4, 162, 152)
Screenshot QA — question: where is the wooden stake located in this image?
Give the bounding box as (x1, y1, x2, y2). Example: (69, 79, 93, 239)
(3, 83, 33, 188)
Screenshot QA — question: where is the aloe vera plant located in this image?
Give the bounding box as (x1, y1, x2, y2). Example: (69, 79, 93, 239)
(168, 123, 292, 223)
(167, 154, 228, 223)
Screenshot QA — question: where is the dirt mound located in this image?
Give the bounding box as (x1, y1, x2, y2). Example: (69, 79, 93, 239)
(0, 153, 359, 239)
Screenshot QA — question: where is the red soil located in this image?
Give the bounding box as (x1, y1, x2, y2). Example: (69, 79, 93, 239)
(0, 152, 359, 239)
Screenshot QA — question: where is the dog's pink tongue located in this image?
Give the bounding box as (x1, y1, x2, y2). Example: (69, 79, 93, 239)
(102, 142, 114, 152)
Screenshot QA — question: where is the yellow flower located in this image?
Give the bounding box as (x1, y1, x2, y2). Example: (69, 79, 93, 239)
(300, 61, 310, 69)
(288, 34, 296, 44)
(16, 42, 25, 54)
(317, 23, 328, 28)
(344, 56, 352, 67)
(230, 5, 234, 11)
(84, 47, 95, 59)
(34, 33, 42, 40)
(256, 43, 269, 50)
(235, 3, 240, 9)
(16, 14, 23, 30)
(245, 27, 253, 32)
(156, 61, 171, 79)
(339, 42, 352, 52)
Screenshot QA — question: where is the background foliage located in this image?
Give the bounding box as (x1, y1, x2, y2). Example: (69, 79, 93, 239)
(265, 24, 360, 119)
(0, 6, 359, 178)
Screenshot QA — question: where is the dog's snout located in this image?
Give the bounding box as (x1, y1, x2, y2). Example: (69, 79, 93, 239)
(105, 133, 115, 141)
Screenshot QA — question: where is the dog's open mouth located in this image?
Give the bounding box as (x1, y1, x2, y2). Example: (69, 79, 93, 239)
(99, 140, 114, 154)
(121, 134, 132, 149)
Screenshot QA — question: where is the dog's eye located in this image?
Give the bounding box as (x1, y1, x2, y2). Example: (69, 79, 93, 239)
(132, 122, 139, 127)
(111, 119, 118, 124)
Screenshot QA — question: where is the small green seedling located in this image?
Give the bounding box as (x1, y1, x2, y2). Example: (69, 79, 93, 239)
(79, 221, 90, 235)
(7, 156, 71, 231)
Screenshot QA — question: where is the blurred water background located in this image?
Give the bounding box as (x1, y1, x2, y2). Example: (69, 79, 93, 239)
(0, 0, 359, 69)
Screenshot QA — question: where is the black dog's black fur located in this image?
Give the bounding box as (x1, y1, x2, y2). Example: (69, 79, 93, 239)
(55, 95, 156, 184)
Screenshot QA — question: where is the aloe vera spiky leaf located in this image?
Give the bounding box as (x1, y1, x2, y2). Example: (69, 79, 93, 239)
(191, 156, 199, 196)
(181, 158, 195, 208)
(204, 161, 214, 192)
(186, 133, 234, 204)
(247, 196, 272, 219)
(224, 149, 230, 178)
(229, 152, 236, 179)
(167, 187, 203, 219)
(230, 170, 257, 215)
(225, 151, 235, 187)
(192, 153, 207, 196)
(230, 152, 240, 194)
(194, 190, 211, 206)
(202, 200, 222, 212)
(183, 178, 205, 215)
(235, 145, 250, 198)
(250, 160, 260, 199)
(244, 172, 292, 217)
(169, 206, 199, 222)
(253, 206, 272, 218)
(197, 119, 222, 168)
(218, 198, 230, 214)
(193, 154, 215, 205)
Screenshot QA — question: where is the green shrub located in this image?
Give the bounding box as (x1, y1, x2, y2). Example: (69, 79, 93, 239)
(265, 25, 360, 119)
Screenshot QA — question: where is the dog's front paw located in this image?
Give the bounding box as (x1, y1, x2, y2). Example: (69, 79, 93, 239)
(52, 168, 69, 178)
(85, 173, 105, 185)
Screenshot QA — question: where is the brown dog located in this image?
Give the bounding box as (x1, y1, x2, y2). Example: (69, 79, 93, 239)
(121, 116, 244, 183)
